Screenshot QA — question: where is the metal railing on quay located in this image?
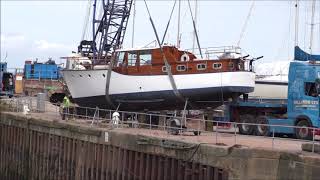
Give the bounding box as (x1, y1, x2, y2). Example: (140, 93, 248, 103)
(1, 97, 319, 153)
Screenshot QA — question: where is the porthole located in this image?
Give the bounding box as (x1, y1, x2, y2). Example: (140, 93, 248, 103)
(176, 65, 186, 71)
(213, 63, 222, 69)
(197, 64, 206, 70)
(229, 62, 234, 69)
(162, 66, 167, 72)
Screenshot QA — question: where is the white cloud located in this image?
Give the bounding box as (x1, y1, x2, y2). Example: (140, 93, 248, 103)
(33, 40, 75, 51)
(1, 33, 26, 48)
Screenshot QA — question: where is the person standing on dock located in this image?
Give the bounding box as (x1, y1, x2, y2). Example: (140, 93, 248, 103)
(62, 95, 70, 120)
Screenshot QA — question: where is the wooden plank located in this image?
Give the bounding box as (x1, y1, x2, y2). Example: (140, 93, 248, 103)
(100, 144, 106, 180)
(150, 155, 157, 180)
(116, 148, 122, 180)
(0, 125, 4, 175)
(127, 150, 133, 180)
(133, 151, 139, 180)
(111, 146, 118, 180)
(121, 149, 128, 180)
(157, 156, 163, 180)
(144, 154, 151, 180)
(139, 153, 145, 180)
(163, 157, 169, 180)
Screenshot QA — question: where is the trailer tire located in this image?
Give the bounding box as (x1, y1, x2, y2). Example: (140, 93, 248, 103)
(255, 116, 270, 136)
(193, 131, 201, 136)
(295, 119, 312, 140)
(238, 114, 255, 135)
(167, 118, 180, 135)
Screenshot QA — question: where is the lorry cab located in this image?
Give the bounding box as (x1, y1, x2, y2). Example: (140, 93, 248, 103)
(0, 62, 14, 97)
(287, 61, 320, 136)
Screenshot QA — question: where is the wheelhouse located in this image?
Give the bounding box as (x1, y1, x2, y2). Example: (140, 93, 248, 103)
(113, 45, 247, 75)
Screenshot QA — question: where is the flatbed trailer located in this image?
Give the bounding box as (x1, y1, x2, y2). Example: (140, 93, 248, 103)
(216, 47, 320, 140)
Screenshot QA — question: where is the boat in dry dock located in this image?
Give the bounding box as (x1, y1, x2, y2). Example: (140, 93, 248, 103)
(62, 46, 255, 111)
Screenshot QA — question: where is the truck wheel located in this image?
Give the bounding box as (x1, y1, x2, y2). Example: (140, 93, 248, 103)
(255, 116, 270, 136)
(295, 120, 312, 140)
(238, 115, 255, 135)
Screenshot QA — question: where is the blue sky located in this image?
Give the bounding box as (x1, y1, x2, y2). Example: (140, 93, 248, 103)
(1, 1, 320, 68)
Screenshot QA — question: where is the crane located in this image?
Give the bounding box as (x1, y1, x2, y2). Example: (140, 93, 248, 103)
(78, 0, 133, 61)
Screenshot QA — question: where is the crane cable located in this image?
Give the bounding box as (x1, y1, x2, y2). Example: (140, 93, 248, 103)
(237, 0, 255, 47)
(81, 0, 93, 41)
(143, 0, 185, 102)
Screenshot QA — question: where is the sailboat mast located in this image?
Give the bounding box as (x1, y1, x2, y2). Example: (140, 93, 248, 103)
(294, 0, 299, 46)
(192, 0, 198, 53)
(309, 0, 316, 53)
(131, 0, 136, 48)
(177, 0, 181, 48)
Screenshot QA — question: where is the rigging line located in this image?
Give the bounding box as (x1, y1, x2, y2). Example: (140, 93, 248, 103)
(187, 0, 203, 59)
(161, 0, 177, 46)
(143, 0, 185, 102)
(309, 0, 316, 53)
(237, 0, 255, 47)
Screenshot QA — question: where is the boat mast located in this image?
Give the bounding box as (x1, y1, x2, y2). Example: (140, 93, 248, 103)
(187, 0, 203, 58)
(309, 0, 316, 53)
(131, 0, 136, 48)
(294, 0, 299, 47)
(176, 0, 181, 48)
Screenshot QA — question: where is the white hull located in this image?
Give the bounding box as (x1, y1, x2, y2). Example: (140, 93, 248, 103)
(62, 70, 255, 110)
(250, 80, 288, 99)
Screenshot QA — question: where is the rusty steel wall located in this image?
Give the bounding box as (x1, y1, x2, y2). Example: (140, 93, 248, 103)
(0, 124, 228, 180)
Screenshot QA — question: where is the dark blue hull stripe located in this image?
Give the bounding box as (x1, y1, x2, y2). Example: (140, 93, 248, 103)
(73, 86, 254, 111)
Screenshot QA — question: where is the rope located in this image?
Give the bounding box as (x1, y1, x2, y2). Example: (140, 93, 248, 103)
(143, 0, 185, 102)
(237, 0, 255, 47)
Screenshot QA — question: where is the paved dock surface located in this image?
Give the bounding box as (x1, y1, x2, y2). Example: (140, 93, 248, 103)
(3, 105, 320, 159)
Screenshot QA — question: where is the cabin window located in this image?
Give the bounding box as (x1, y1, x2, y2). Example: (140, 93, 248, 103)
(238, 63, 243, 70)
(162, 66, 171, 72)
(229, 62, 234, 69)
(128, 52, 137, 66)
(116, 52, 125, 66)
(176, 65, 186, 71)
(213, 63, 222, 69)
(197, 64, 206, 70)
(139, 50, 152, 65)
(305, 82, 318, 97)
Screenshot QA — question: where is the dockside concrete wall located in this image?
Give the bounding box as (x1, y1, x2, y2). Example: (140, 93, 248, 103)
(0, 112, 320, 180)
